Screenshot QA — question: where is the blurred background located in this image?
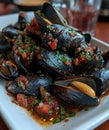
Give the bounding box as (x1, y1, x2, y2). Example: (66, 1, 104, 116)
(0, 0, 109, 21)
(0, 0, 109, 42)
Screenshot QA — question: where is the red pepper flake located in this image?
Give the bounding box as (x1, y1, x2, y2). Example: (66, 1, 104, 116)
(50, 38, 58, 50)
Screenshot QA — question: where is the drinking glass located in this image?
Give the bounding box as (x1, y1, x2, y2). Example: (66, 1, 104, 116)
(51, 0, 102, 36)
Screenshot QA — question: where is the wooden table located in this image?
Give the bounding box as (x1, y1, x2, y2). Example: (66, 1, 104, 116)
(95, 21, 109, 43)
(0, 20, 109, 130)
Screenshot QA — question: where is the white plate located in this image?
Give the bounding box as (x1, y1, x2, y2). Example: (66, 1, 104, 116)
(0, 13, 109, 130)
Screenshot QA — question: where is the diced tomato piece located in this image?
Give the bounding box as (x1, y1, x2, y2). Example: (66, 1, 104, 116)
(73, 58, 79, 66)
(64, 60, 70, 65)
(50, 39, 58, 50)
(35, 103, 51, 115)
(17, 94, 28, 108)
(32, 18, 40, 30)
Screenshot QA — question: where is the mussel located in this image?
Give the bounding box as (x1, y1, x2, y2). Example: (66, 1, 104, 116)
(73, 47, 104, 74)
(90, 69, 109, 94)
(52, 77, 104, 107)
(34, 12, 91, 57)
(40, 2, 67, 26)
(2, 25, 20, 40)
(12, 35, 38, 73)
(15, 12, 30, 30)
(36, 50, 73, 79)
(0, 60, 19, 80)
(37, 2, 91, 43)
(7, 74, 52, 97)
(0, 32, 12, 52)
(102, 50, 109, 69)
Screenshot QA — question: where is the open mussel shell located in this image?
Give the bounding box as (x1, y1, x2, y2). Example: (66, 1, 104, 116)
(41, 2, 67, 26)
(0, 60, 19, 80)
(52, 77, 103, 107)
(7, 74, 52, 97)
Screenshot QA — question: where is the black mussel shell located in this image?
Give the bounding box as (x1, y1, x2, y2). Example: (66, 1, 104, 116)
(0, 32, 12, 52)
(0, 60, 19, 80)
(102, 51, 109, 69)
(41, 2, 67, 26)
(53, 88, 98, 107)
(84, 33, 91, 43)
(36, 51, 73, 79)
(40, 24, 86, 57)
(13, 35, 37, 73)
(2, 25, 19, 39)
(52, 77, 103, 107)
(7, 74, 52, 97)
(102, 51, 109, 64)
(73, 47, 104, 74)
(16, 12, 30, 30)
(90, 69, 109, 94)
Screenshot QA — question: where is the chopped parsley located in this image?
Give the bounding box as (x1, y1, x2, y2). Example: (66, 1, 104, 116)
(18, 81, 23, 87)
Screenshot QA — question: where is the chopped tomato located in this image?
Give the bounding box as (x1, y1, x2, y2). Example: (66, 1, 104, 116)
(64, 60, 70, 65)
(31, 18, 40, 30)
(79, 57, 87, 63)
(73, 58, 79, 66)
(35, 102, 51, 115)
(17, 94, 28, 108)
(50, 39, 58, 50)
(17, 76, 28, 90)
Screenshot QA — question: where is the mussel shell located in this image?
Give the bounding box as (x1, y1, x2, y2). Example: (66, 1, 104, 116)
(52, 77, 103, 107)
(16, 12, 30, 30)
(2, 25, 19, 39)
(0, 32, 12, 52)
(36, 51, 73, 79)
(73, 47, 104, 74)
(83, 33, 91, 43)
(40, 24, 87, 57)
(41, 2, 67, 26)
(102, 51, 109, 69)
(13, 35, 37, 73)
(0, 60, 19, 80)
(53, 87, 98, 107)
(102, 51, 109, 65)
(7, 74, 52, 97)
(90, 69, 109, 94)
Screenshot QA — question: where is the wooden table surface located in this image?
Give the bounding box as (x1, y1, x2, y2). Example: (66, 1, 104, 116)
(0, 19, 109, 130)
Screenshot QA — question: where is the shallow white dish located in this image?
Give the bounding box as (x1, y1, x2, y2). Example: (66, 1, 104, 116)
(0, 13, 109, 130)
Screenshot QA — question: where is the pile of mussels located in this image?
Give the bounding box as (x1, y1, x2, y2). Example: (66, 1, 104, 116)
(0, 3, 109, 123)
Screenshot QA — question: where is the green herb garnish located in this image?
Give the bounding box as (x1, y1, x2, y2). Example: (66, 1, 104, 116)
(18, 81, 23, 87)
(53, 118, 61, 124)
